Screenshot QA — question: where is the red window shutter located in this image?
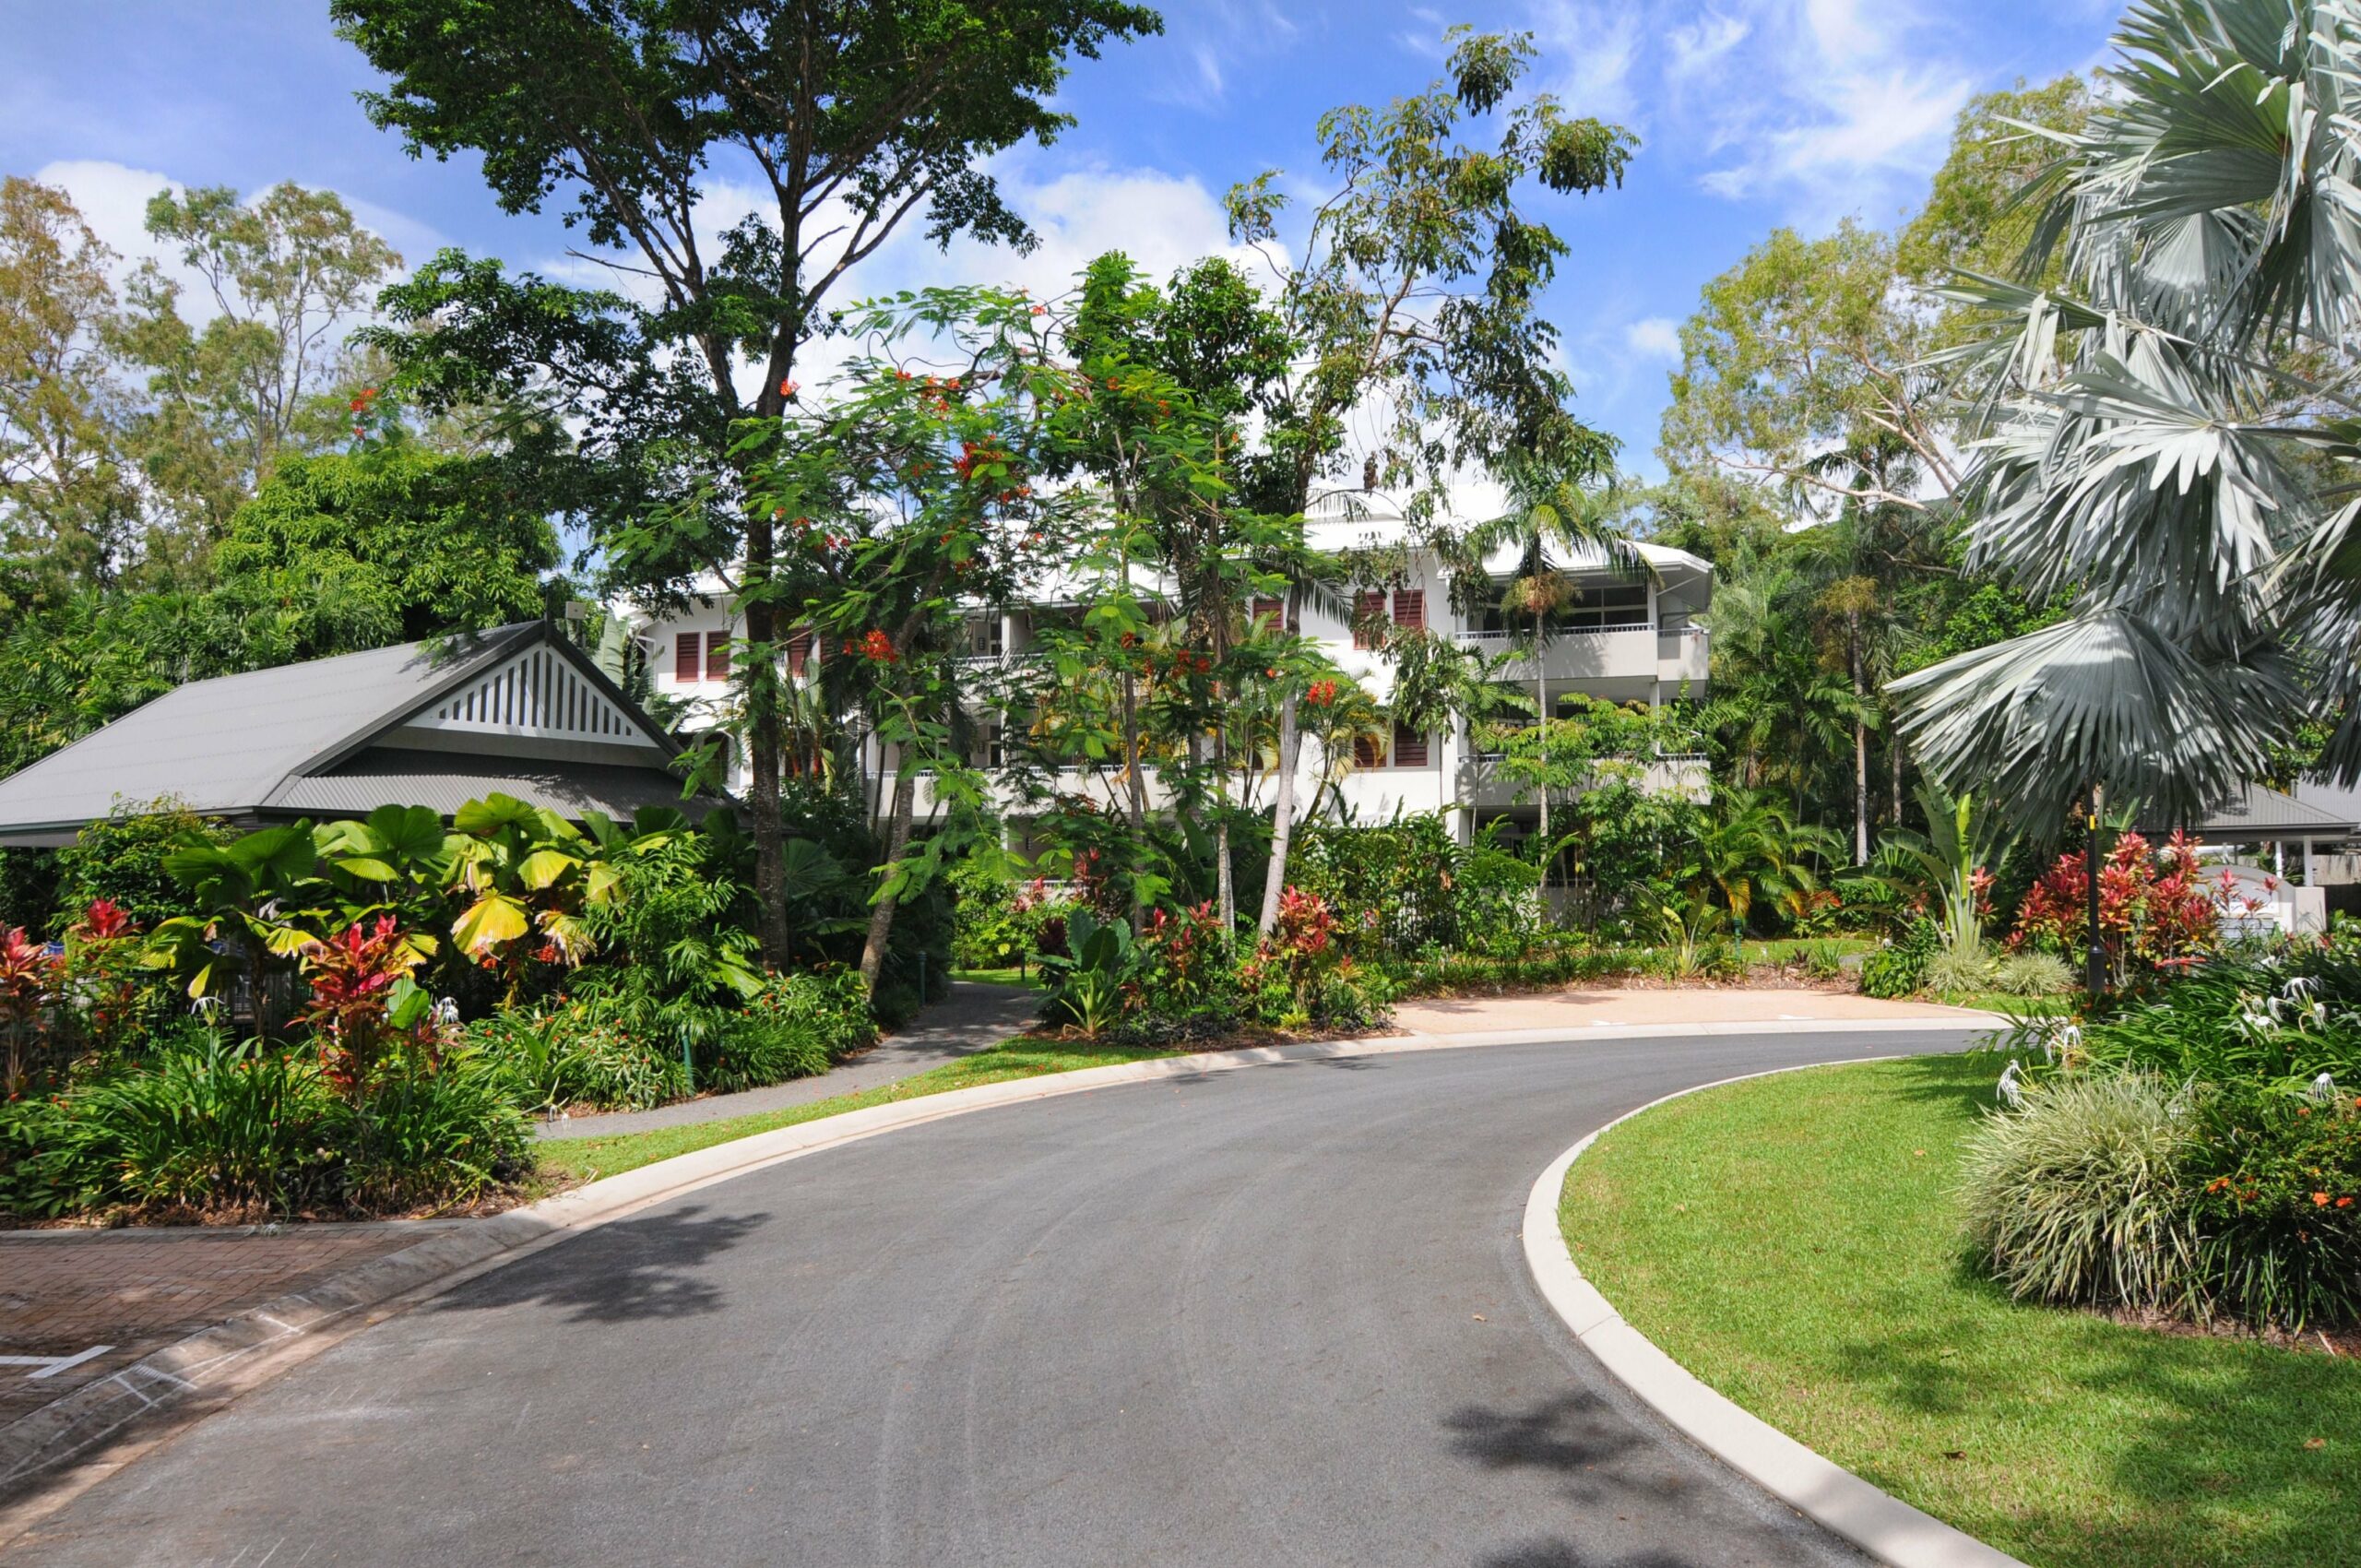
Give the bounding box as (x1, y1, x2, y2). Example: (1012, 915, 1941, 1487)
(674, 633, 702, 683)
(787, 629, 811, 677)
(1392, 721, 1429, 767)
(1392, 588, 1425, 630)
(1353, 590, 1387, 649)
(706, 634, 731, 682)
(1252, 596, 1283, 632)
(1353, 733, 1382, 768)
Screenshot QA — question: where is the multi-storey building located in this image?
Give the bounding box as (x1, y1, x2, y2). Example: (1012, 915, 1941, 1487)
(626, 493, 1713, 844)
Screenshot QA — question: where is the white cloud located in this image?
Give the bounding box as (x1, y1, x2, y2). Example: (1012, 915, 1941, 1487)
(1623, 316, 1682, 360)
(31, 158, 441, 324)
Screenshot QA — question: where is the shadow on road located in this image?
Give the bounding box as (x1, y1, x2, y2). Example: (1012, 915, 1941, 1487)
(433, 1204, 770, 1324)
(1443, 1390, 1649, 1485)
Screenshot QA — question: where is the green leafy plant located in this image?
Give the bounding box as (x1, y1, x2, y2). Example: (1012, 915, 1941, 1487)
(1038, 908, 1136, 1039)
(1991, 951, 2075, 999)
(1960, 1070, 2197, 1313)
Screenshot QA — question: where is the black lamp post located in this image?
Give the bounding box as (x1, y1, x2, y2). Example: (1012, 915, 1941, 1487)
(2084, 782, 2106, 996)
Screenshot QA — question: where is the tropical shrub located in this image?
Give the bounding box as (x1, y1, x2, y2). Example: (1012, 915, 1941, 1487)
(1960, 1071, 2197, 1313)
(1859, 918, 1940, 999)
(335, 1049, 532, 1211)
(51, 800, 235, 935)
(2012, 831, 2222, 976)
(2178, 1086, 2361, 1330)
(462, 1003, 687, 1113)
(1923, 945, 1996, 997)
(2071, 939, 2361, 1089)
(1038, 907, 1135, 1038)
(1990, 951, 2076, 999)
(705, 968, 875, 1092)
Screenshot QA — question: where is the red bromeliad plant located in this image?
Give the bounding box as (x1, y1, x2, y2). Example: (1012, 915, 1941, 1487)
(295, 915, 429, 1099)
(2012, 830, 2221, 973)
(63, 898, 145, 1060)
(1, 925, 62, 1099)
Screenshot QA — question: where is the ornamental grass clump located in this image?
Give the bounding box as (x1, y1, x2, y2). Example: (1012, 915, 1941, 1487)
(1959, 1072, 2197, 1314)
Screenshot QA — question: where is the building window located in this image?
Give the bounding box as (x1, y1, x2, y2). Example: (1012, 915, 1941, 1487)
(1353, 732, 1383, 768)
(1352, 589, 1387, 649)
(1251, 595, 1286, 633)
(1392, 588, 1425, 631)
(674, 633, 703, 683)
(787, 629, 812, 677)
(1392, 721, 1429, 767)
(705, 634, 731, 682)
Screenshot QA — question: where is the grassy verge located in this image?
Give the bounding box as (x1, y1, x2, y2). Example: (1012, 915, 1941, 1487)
(536, 1036, 1177, 1184)
(1560, 1054, 2359, 1568)
(1935, 991, 2074, 1016)
(948, 966, 1043, 989)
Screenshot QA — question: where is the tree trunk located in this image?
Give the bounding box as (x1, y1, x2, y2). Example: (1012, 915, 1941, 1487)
(1849, 612, 1869, 865)
(742, 517, 791, 968)
(858, 763, 918, 998)
(1215, 723, 1236, 932)
(1257, 689, 1304, 934)
(1121, 664, 1148, 933)
(1534, 600, 1549, 864)
(1889, 731, 1904, 824)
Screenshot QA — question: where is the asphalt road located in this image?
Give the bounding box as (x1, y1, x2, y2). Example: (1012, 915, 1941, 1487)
(8, 1028, 1978, 1568)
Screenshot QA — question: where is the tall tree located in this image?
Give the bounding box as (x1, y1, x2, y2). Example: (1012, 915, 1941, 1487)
(0, 177, 133, 596)
(1225, 25, 1635, 931)
(336, 0, 1160, 967)
(112, 182, 402, 557)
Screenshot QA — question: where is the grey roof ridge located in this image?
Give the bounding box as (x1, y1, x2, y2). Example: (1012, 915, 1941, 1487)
(261, 622, 691, 811)
(260, 622, 546, 808)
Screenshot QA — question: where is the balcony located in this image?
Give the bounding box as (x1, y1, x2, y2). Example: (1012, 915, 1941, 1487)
(1453, 623, 1661, 683)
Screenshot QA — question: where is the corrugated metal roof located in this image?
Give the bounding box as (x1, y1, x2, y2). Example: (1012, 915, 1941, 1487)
(0, 623, 697, 839)
(2153, 782, 2357, 840)
(268, 748, 706, 823)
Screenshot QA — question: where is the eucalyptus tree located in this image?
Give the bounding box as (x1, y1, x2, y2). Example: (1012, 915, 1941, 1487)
(1226, 25, 1635, 931)
(335, 0, 1159, 966)
(1892, 0, 2361, 830)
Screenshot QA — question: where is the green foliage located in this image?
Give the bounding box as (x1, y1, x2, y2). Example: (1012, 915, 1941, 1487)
(1859, 918, 1940, 999)
(51, 798, 234, 935)
(1038, 907, 1135, 1037)
(2180, 1087, 2361, 1330)
(705, 969, 875, 1094)
(1923, 945, 1995, 997)
(1961, 1071, 2197, 1315)
(1990, 951, 2076, 999)
(1289, 814, 1542, 959)
(212, 445, 561, 656)
(2067, 938, 2361, 1090)
(0, 1027, 527, 1219)
(462, 1003, 685, 1114)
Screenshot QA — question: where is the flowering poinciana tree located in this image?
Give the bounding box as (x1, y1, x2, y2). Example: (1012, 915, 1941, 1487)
(2012, 830, 2222, 975)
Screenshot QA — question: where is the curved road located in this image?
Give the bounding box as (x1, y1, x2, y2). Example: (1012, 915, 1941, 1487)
(10, 1028, 1975, 1568)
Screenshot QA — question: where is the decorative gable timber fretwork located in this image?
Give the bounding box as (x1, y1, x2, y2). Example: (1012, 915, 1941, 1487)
(380, 645, 668, 764)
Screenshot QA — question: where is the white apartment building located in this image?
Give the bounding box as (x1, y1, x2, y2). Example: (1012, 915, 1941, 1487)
(626, 493, 1712, 842)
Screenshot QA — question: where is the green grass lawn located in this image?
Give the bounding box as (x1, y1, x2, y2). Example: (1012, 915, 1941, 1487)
(948, 966, 1046, 989)
(1935, 991, 2075, 1016)
(536, 1036, 1176, 1184)
(1560, 1054, 2360, 1568)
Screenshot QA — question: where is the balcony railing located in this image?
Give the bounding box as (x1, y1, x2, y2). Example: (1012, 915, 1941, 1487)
(1453, 620, 1651, 647)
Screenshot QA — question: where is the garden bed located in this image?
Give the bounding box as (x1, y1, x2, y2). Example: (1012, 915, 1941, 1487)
(1560, 1054, 2360, 1568)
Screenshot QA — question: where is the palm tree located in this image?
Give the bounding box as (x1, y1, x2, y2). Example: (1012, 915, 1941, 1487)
(1892, 0, 2360, 827)
(1683, 789, 1834, 959)
(1457, 459, 1648, 847)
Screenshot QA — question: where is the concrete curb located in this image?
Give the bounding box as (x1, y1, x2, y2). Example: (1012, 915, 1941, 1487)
(3, 1014, 1997, 1507)
(1523, 1060, 2028, 1568)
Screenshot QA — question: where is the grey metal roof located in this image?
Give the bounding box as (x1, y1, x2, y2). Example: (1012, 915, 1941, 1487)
(267, 748, 706, 824)
(2153, 782, 2357, 841)
(0, 623, 694, 842)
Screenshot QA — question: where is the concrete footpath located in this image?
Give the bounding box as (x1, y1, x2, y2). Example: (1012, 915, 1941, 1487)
(534, 980, 1042, 1141)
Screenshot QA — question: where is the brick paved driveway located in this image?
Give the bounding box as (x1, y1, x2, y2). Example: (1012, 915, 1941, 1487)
(0, 1223, 464, 1426)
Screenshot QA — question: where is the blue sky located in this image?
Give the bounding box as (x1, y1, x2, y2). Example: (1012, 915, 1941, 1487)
(0, 0, 2123, 480)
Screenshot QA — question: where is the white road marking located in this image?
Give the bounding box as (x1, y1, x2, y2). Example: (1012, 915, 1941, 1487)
(1, 1343, 113, 1380)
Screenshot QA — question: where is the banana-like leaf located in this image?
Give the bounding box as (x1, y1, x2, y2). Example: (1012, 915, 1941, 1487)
(516, 848, 581, 890)
(453, 894, 530, 955)
(333, 856, 400, 883)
